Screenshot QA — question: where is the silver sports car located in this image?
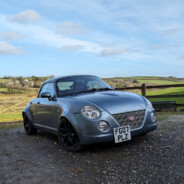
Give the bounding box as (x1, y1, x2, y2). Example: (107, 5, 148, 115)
(23, 75, 157, 151)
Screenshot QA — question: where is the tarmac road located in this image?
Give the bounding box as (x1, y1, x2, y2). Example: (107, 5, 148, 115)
(0, 115, 184, 184)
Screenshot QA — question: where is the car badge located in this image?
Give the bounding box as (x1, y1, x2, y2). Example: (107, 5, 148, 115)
(128, 116, 135, 121)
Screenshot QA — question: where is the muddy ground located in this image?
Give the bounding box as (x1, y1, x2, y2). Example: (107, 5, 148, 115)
(0, 115, 184, 184)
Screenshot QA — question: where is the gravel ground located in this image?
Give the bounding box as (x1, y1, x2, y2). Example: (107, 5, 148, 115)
(0, 115, 184, 184)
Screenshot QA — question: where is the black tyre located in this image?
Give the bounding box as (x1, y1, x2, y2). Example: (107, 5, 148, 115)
(58, 118, 82, 152)
(23, 115, 37, 135)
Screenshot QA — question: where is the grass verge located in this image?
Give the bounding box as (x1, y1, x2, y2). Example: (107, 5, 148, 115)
(156, 111, 184, 122)
(0, 122, 23, 130)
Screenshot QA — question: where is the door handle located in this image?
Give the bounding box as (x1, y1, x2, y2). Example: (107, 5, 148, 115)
(37, 102, 40, 104)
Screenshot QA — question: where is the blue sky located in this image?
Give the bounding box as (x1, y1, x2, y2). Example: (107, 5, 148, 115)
(0, 0, 184, 77)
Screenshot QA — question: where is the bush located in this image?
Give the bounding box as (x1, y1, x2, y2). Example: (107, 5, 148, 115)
(6, 85, 30, 94)
(0, 83, 6, 88)
(133, 79, 139, 84)
(33, 81, 42, 88)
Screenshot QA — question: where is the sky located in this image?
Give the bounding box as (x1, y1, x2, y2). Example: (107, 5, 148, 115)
(0, 0, 184, 78)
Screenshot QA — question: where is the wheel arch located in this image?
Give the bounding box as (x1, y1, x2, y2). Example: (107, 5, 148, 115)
(22, 107, 32, 122)
(22, 111, 25, 118)
(58, 114, 84, 145)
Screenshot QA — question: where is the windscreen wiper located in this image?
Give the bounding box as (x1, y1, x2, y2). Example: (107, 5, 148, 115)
(97, 87, 113, 91)
(61, 91, 86, 97)
(85, 87, 113, 93)
(85, 88, 98, 93)
(63, 90, 92, 96)
(61, 93, 74, 97)
(62, 87, 114, 97)
(73, 90, 87, 95)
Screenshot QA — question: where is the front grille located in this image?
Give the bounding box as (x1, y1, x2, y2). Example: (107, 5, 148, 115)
(112, 110, 146, 130)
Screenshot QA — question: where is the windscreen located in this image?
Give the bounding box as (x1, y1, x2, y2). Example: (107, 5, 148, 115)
(56, 76, 111, 97)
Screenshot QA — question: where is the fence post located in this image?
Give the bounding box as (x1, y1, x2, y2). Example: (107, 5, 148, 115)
(141, 83, 146, 97)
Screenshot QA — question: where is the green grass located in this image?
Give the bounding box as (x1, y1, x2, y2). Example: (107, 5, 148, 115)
(145, 87, 184, 104)
(149, 97, 184, 105)
(0, 88, 8, 92)
(133, 76, 163, 79)
(0, 113, 22, 119)
(0, 122, 22, 129)
(134, 87, 184, 104)
(130, 76, 184, 85)
(109, 76, 184, 86)
(156, 115, 169, 122)
(0, 79, 11, 83)
(156, 111, 184, 115)
(146, 87, 184, 95)
(114, 76, 161, 79)
(137, 79, 184, 85)
(0, 93, 35, 122)
(156, 111, 184, 122)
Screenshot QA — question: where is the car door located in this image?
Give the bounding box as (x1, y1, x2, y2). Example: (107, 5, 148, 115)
(29, 98, 39, 123)
(35, 82, 60, 131)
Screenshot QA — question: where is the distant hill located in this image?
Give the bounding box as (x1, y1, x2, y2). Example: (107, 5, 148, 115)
(103, 76, 184, 88)
(0, 76, 184, 89)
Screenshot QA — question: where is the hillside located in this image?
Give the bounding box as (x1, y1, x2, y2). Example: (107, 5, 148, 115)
(104, 76, 184, 105)
(104, 76, 184, 87)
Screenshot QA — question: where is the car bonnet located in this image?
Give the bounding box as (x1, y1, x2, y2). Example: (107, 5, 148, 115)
(74, 91, 146, 114)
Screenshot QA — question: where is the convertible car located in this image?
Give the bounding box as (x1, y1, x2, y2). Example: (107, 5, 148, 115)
(23, 75, 157, 151)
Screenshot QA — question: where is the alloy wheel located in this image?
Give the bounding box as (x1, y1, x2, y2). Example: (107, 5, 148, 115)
(58, 119, 82, 151)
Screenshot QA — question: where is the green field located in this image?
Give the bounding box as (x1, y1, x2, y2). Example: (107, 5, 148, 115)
(140, 87, 184, 104)
(0, 88, 7, 92)
(108, 76, 184, 105)
(0, 93, 37, 122)
(113, 76, 184, 85)
(0, 113, 22, 119)
(0, 79, 11, 83)
(147, 87, 184, 96)
(137, 79, 184, 85)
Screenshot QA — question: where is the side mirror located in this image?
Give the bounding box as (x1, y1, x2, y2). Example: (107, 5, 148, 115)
(41, 92, 51, 98)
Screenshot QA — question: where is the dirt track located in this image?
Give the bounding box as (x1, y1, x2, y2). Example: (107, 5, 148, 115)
(0, 115, 184, 184)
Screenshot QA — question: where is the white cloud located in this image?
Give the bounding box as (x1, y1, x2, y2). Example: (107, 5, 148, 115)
(0, 17, 102, 54)
(0, 31, 21, 40)
(60, 45, 85, 51)
(148, 44, 180, 50)
(0, 15, 147, 60)
(0, 41, 22, 55)
(8, 10, 42, 24)
(178, 55, 184, 60)
(57, 21, 85, 36)
(162, 28, 178, 36)
(1, 0, 183, 63)
(100, 47, 127, 57)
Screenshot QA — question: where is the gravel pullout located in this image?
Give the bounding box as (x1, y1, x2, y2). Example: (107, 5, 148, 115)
(0, 115, 184, 184)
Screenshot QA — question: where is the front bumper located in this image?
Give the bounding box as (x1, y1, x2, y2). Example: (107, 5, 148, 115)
(73, 109, 157, 145)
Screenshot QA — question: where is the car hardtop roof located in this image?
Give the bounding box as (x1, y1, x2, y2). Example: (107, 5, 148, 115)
(43, 74, 97, 84)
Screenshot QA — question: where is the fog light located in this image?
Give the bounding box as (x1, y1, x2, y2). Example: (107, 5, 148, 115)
(98, 121, 109, 131)
(151, 112, 156, 122)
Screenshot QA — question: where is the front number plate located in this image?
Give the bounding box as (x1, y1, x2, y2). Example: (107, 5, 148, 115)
(113, 125, 131, 143)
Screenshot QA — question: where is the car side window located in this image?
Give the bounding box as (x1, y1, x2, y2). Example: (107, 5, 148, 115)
(57, 81, 74, 90)
(39, 83, 55, 97)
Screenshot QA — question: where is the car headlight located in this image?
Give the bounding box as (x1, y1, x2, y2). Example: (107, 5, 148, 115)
(146, 99, 153, 108)
(81, 106, 100, 119)
(151, 112, 156, 122)
(98, 121, 109, 131)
